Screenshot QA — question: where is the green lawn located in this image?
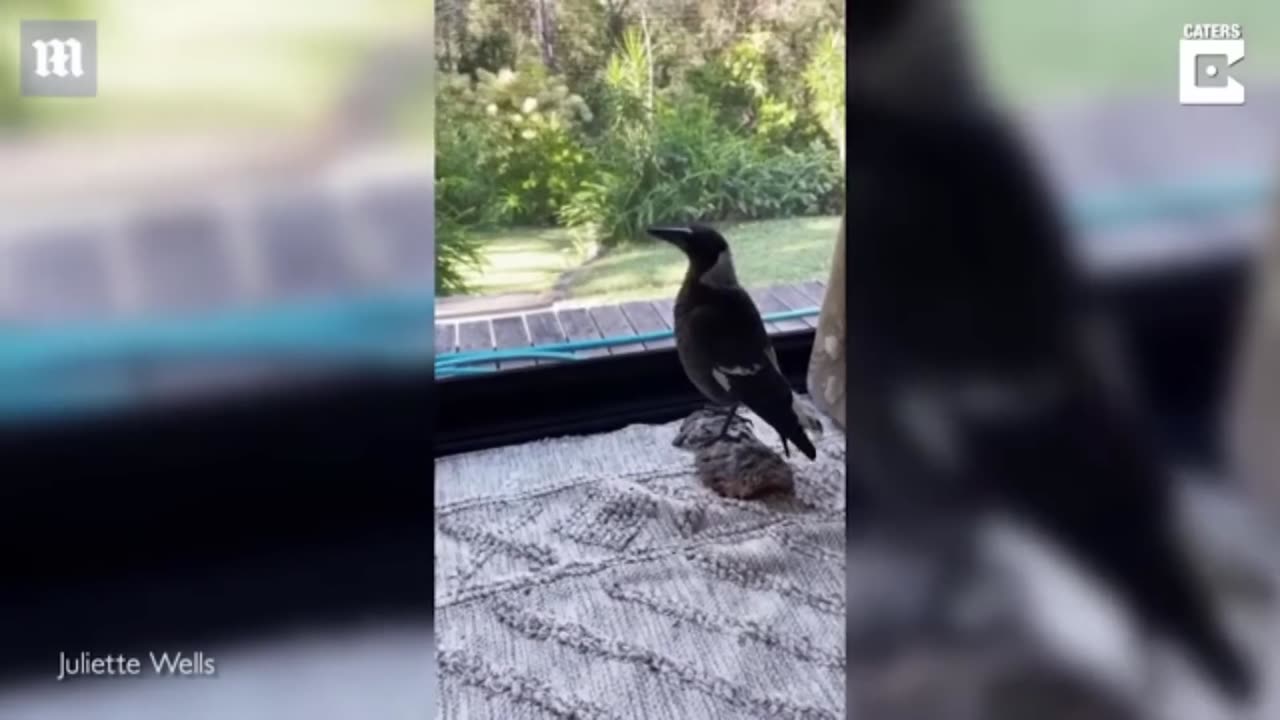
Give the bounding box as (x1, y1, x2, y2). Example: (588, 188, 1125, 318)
(458, 216, 841, 303)
(456, 226, 594, 298)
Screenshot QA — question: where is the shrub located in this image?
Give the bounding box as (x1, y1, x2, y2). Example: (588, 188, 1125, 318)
(436, 19, 847, 260)
(435, 74, 493, 294)
(804, 30, 846, 157)
(562, 92, 842, 246)
(434, 216, 484, 296)
(435, 63, 595, 226)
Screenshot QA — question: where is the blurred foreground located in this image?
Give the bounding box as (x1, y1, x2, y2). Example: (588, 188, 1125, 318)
(0, 2, 436, 719)
(0, 0, 434, 419)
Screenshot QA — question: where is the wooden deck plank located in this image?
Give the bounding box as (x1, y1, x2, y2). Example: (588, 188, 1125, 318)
(620, 301, 674, 350)
(491, 315, 535, 370)
(456, 320, 496, 371)
(557, 308, 610, 359)
(525, 311, 567, 366)
(748, 288, 787, 333)
(798, 281, 828, 306)
(588, 305, 641, 355)
(441, 283, 828, 374)
(434, 323, 457, 356)
(770, 284, 820, 329)
(652, 298, 676, 329)
(650, 297, 680, 349)
(760, 286, 811, 332)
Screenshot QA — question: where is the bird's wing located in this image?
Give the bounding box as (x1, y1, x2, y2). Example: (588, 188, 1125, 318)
(682, 289, 780, 398)
(765, 343, 780, 372)
(683, 294, 817, 459)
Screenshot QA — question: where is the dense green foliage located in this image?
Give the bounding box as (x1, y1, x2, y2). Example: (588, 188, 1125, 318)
(435, 0, 845, 294)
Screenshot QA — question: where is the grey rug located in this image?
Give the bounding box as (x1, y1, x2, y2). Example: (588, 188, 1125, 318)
(435, 410, 1280, 720)
(434, 410, 848, 720)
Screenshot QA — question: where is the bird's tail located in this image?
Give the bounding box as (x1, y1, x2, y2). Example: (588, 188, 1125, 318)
(772, 411, 817, 460)
(1151, 543, 1257, 703)
(740, 374, 819, 461)
(1128, 525, 1258, 704)
(791, 431, 817, 460)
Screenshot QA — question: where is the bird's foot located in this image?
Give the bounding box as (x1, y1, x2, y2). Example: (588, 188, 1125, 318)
(703, 403, 750, 420)
(714, 405, 743, 441)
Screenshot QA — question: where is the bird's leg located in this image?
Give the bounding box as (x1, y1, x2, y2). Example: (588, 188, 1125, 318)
(781, 438, 791, 458)
(715, 404, 741, 441)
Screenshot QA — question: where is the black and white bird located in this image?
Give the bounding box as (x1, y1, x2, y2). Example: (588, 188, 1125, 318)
(844, 96, 1257, 704)
(647, 224, 818, 461)
(845, 0, 1257, 706)
(843, 0, 1260, 704)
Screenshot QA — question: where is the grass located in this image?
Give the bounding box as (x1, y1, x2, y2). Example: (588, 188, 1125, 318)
(454, 226, 593, 298)
(455, 216, 841, 302)
(569, 216, 840, 302)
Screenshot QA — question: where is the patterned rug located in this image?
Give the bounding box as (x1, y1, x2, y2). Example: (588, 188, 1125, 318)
(435, 409, 1280, 719)
(434, 409, 848, 720)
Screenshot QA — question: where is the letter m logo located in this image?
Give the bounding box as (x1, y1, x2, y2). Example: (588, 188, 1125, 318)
(32, 38, 85, 78)
(20, 20, 98, 97)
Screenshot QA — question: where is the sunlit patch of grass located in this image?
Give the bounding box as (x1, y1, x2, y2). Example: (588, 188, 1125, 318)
(455, 226, 591, 297)
(567, 215, 840, 302)
(454, 216, 840, 302)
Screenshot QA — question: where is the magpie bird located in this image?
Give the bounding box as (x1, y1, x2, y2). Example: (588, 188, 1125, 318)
(845, 99, 1257, 703)
(646, 224, 817, 460)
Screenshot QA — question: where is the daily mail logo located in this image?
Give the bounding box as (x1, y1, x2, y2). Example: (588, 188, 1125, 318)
(19, 20, 98, 97)
(1180, 23, 1245, 106)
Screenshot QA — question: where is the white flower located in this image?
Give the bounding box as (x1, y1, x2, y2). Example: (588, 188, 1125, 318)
(485, 103, 498, 116)
(521, 97, 538, 114)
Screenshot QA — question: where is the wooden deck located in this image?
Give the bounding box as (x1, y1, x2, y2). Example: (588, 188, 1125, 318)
(433, 281, 827, 371)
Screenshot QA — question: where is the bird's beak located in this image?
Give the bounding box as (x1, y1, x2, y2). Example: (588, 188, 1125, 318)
(645, 226, 693, 251)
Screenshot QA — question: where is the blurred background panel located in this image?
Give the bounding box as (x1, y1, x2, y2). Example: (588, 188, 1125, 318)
(971, 0, 1280, 105)
(0, 0, 435, 420)
(970, 0, 1280, 190)
(968, 0, 1280, 260)
(843, 3, 1280, 719)
(963, 0, 1280, 464)
(0, 2, 436, 719)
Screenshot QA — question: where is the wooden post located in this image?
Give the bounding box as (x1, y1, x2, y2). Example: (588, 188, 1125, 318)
(806, 210, 847, 430)
(1226, 189, 1280, 517)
